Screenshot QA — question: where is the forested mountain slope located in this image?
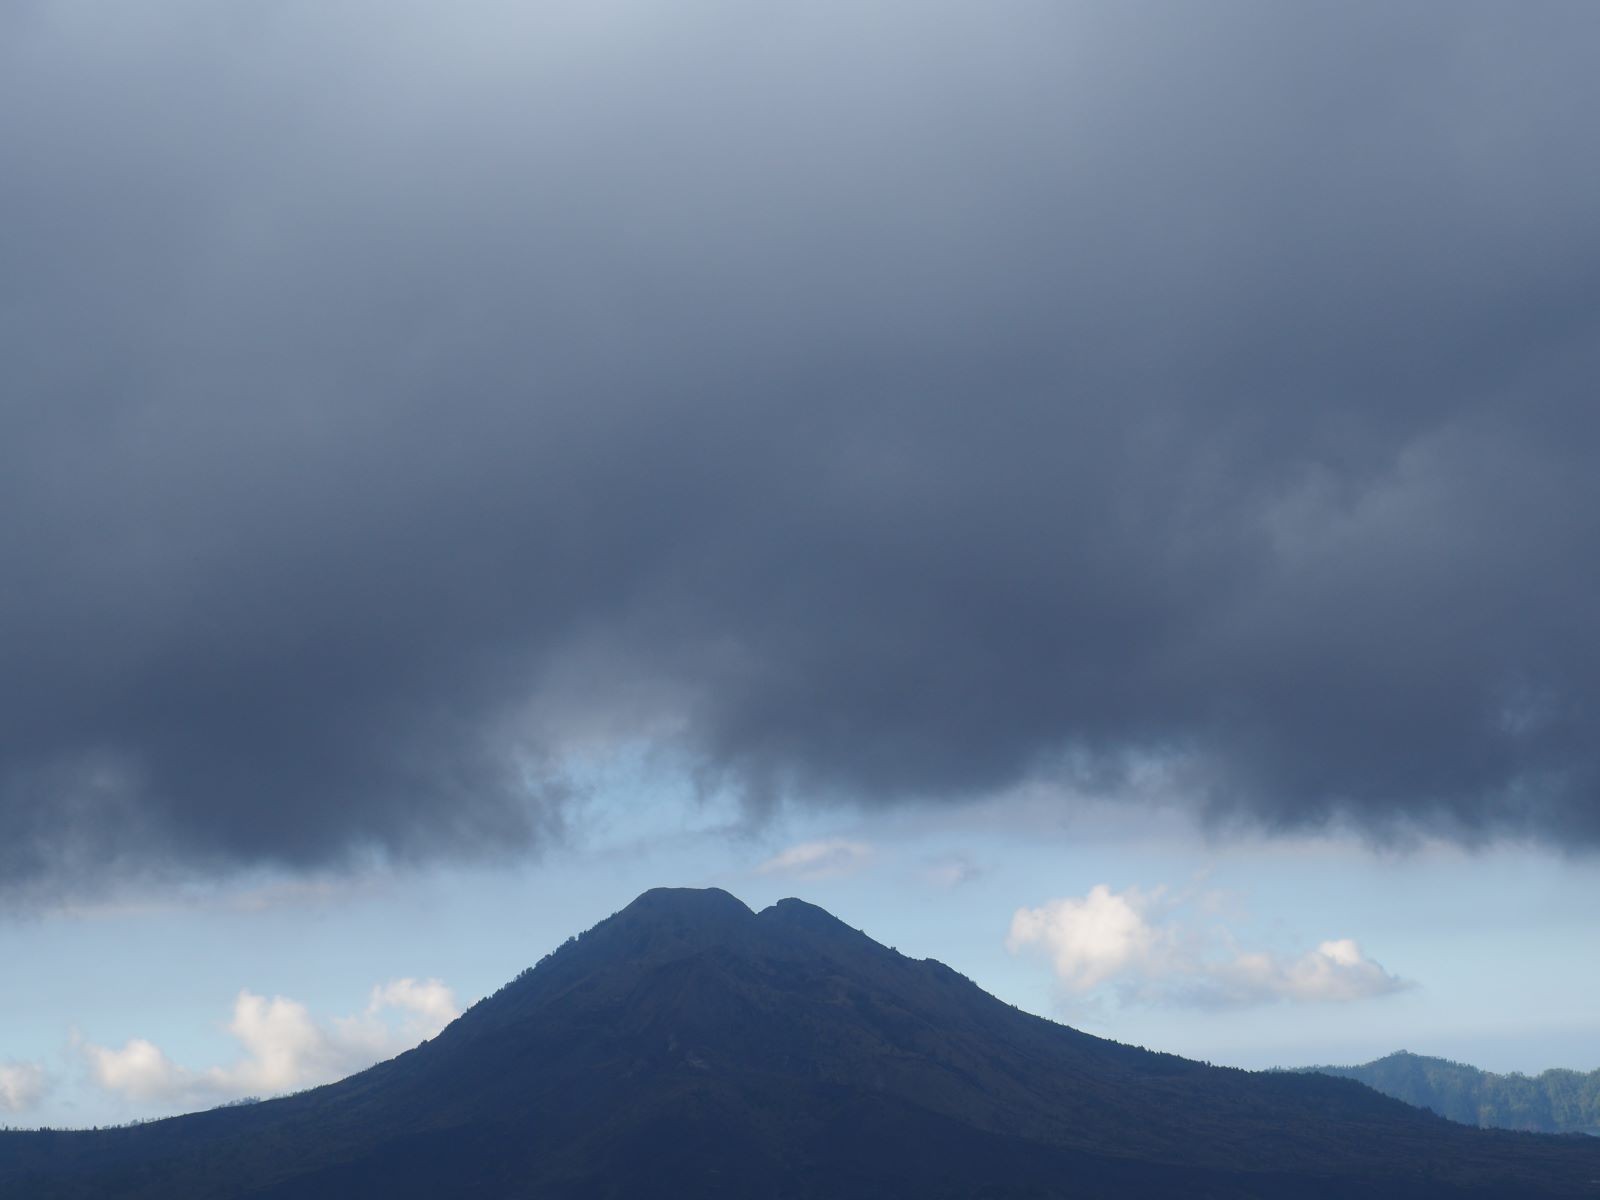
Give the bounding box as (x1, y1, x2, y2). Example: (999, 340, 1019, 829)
(1306, 1051, 1600, 1136)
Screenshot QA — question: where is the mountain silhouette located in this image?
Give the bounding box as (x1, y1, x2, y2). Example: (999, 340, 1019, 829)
(4, 887, 1599, 1197)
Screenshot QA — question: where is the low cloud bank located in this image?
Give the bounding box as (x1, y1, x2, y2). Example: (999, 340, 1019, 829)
(82, 978, 459, 1109)
(1008, 886, 1408, 1008)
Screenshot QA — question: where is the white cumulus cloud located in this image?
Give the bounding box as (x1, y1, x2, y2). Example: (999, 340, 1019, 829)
(1007, 885, 1164, 991)
(366, 977, 458, 1032)
(1007, 885, 1408, 1008)
(0, 1061, 48, 1113)
(756, 838, 873, 880)
(82, 977, 459, 1109)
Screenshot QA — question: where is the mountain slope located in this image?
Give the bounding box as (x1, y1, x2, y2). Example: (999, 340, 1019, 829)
(3, 888, 1599, 1197)
(1305, 1051, 1600, 1135)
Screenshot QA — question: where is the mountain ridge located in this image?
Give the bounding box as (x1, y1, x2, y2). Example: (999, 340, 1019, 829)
(3, 887, 1599, 1197)
(1303, 1050, 1600, 1136)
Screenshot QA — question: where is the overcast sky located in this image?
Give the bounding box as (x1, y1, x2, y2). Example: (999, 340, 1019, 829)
(4, 1, 1599, 1128)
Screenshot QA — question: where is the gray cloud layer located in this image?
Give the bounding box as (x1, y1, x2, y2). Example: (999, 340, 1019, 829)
(5, 2, 1600, 892)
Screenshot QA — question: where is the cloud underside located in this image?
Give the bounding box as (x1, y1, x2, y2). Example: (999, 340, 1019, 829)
(82, 979, 458, 1108)
(1007, 886, 1408, 1008)
(4, 2, 1600, 892)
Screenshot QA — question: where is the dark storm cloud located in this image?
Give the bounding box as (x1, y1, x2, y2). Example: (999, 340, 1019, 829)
(5, 1, 1600, 892)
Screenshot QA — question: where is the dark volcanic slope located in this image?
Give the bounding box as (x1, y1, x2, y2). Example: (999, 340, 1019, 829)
(4, 889, 1599, 1198)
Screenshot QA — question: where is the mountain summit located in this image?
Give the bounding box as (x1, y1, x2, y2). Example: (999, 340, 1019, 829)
(4, 888, 1598, 1197)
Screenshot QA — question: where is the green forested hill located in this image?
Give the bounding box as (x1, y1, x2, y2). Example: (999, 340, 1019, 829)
(1307, 1052, 1600, 1134)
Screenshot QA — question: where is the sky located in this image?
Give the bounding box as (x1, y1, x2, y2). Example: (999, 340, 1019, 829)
(3, 0, 1599, 1129)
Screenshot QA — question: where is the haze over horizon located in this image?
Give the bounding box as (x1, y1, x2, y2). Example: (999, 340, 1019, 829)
(4, 1, 1599, 1131)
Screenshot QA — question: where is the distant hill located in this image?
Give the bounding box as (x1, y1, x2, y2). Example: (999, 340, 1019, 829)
(1304, 1051, 1600, 1136)
(3, 888, 1599, 1197)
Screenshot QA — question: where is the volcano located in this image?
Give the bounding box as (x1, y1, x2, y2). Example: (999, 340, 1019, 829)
(3, 887, 1597, 1197)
